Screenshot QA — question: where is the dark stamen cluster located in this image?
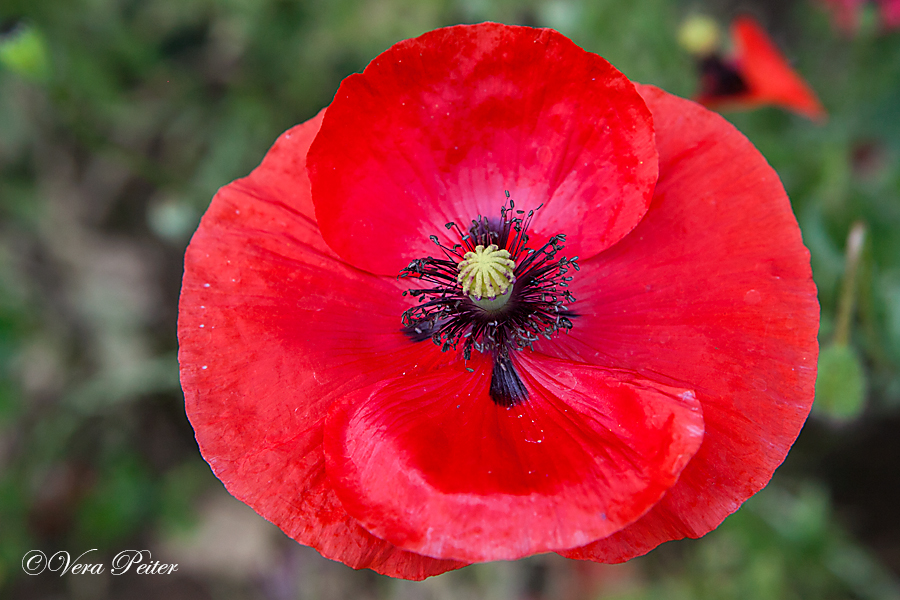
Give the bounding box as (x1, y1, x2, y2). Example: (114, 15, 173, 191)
(399, 196, 578, 406)
(699, 54, 749, 97)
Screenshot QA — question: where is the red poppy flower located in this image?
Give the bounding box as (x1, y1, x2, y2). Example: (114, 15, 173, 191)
(694, 16, 826, 122)
(178, 23, 819, 579)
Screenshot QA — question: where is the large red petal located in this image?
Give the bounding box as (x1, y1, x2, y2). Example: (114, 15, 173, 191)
(324, 353, 703, 563)
(308, 23, 657, 276)
(179, 113, 466, 579)
(538, 85, 818, 562)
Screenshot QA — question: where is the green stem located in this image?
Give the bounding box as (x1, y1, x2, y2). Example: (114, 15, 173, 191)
(834, 221, 866, 346)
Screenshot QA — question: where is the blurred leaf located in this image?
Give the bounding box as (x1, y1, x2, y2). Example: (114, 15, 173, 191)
(157, 458, 212, 533)
(75, 452, 156, 546)
(0, 473, 30, 566)
(147, 197, 200, 242)
(815, 343, 867, 421)
(882, 271, 900, 364)
(64, 352, 181, 414)
(0, 23, 50, 82)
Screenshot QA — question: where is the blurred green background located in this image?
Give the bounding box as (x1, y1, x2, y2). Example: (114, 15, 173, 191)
(2, 0, 900, 598)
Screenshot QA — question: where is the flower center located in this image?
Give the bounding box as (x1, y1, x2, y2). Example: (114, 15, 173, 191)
(399, 197, 578, 406)
(457, 244, 516, 312)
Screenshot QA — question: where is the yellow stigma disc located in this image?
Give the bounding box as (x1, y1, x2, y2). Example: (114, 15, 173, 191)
(457, 244, 516, 299)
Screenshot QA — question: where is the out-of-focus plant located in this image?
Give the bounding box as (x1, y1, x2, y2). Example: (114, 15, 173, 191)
(816, 222, 868, 422)
(0, 21, 51, 82)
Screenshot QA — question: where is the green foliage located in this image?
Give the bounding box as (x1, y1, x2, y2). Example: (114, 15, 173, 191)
(156, 458, 211, 533)
(608, 484, 900, 600)
(75, 453, 157, 546)
(0, 23, 51, 81)
(816, 344, 867, 421)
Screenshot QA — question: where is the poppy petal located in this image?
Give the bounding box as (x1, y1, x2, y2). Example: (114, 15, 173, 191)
(324, 353, 704, 563)
(179, 114, 466, 579)
(308, 23, 658, 276)
(542, 85, 818, 562)
(731, 16, 825, 121)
